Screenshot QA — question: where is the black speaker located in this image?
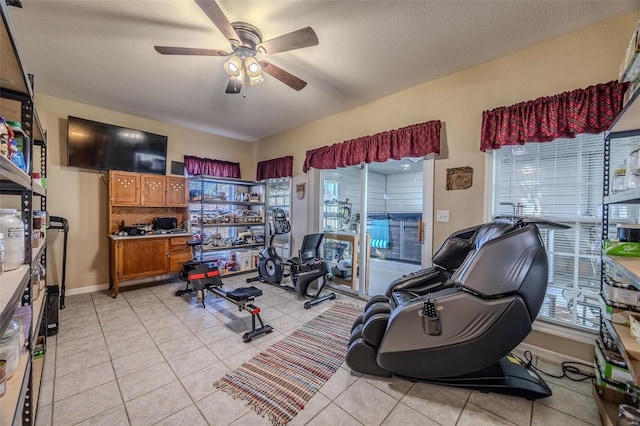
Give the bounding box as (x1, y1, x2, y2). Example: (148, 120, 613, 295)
(171, 161, 185, 176)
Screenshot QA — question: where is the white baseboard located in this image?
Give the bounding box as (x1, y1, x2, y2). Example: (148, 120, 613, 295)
(64, 274, 180, 296)
(65, 284, 109, 296)
(516, 342, 594, 374)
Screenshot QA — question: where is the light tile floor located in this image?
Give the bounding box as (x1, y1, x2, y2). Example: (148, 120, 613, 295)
(35, 276, 602, 426)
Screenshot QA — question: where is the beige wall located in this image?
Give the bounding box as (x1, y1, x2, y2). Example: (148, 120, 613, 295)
(257, 11, 640, 249)
(36, 94, 256, 291)
(37, 11, 640, 294)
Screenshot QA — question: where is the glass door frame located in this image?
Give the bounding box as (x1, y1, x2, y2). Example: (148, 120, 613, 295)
(318, 157, 435, 298)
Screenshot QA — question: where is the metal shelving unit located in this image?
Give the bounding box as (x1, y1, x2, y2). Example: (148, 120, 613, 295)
(1, 2, 48, 424)
(188, 175, 266, 275)
(596, 81, 640, 424)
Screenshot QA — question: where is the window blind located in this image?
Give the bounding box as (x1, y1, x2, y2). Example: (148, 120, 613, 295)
(493, 134, 640, 330)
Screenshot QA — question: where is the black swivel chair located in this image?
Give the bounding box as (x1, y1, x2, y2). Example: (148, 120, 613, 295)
(288, 233, 336, 309)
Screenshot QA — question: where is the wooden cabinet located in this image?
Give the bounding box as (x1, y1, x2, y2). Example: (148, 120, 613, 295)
(109, 171, 187, 207)
(140, 174, 166, 205)
(110, 171, 140, 205)
(166, 176, 188, 206)
(108, 172, 190, 297)
(169, 236, 192, 272)
(112, 238, 169, 281)
(110, 235, 192, 295)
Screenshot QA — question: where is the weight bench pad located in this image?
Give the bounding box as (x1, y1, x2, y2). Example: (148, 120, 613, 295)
(227, 286, 263, 301)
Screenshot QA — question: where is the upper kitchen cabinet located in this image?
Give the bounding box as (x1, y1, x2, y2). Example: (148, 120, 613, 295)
(109, 171, 187, 207)
(166, 176, 188, 207)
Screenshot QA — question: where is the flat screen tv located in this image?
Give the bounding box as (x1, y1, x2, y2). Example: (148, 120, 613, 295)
(67, 116, 168, 175)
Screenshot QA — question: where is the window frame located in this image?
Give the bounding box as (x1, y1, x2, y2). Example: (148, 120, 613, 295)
(485, 134, 622, 333)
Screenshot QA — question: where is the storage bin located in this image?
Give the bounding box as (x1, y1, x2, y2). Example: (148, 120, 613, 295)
(0, 208, 24, 270)
(0, 320, 20, 378)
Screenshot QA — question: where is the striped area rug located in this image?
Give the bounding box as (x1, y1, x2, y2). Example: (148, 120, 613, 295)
(213, 302, 362, 426)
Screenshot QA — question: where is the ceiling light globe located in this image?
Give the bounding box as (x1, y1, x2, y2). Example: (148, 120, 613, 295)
(224, 55, 244, 79)
(247, 62, 260, 73)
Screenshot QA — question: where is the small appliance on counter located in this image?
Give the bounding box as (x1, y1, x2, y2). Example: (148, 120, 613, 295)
(153, 217, 178, 231)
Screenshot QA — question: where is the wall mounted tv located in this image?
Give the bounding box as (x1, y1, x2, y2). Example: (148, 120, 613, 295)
(67, 116, 168, 175)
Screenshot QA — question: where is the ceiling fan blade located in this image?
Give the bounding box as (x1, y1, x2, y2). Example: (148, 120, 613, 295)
(260, 60, 307, 91)
(225, 80, 243, 94)
(154, 46, 228, 56)
(257, 27, 318, 54)
(194, 0, 240, 45)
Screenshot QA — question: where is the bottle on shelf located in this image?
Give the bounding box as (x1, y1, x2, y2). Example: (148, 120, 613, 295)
(613, 160, 628, 193)
(6, 121, 28, 172)
(9, 138, 26, 171)
(0, 208, 25, 271)
(626, 147, 640, 189)
(0, 117, 13, 159)
(0, 320, 20, 379)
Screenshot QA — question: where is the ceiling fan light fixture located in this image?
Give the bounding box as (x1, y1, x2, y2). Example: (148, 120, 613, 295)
(244, 56, 264, 85)
(224, 55, 243, 78)
(248, 73, 264, 86)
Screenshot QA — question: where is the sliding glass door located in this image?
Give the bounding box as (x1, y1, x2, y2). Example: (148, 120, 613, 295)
(320, 158, 429, 297)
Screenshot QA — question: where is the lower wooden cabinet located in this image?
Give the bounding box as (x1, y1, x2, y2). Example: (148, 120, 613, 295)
(169, 236, 193, 272)
(110, 234, 192, 296)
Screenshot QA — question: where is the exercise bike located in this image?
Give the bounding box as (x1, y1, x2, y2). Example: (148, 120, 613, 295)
(247, 208, 336, 309)
(254, 208, 291, 285)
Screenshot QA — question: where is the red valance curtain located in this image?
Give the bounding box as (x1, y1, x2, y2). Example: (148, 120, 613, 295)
(184, 155, 241, 178)
(480, 80, 627, 152)
(256, 156, 293, 181)
(303, 120, 441, 172)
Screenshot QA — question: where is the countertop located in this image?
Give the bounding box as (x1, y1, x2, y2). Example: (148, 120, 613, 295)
(108, 232, 192, 241)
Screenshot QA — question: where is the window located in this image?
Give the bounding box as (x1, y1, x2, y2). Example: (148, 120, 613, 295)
(492, 133, 640, 331)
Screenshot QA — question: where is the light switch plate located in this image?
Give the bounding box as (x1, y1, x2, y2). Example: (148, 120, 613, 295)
(436, 210, 450, 223)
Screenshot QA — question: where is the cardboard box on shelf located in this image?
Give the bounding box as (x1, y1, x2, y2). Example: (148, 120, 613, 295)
(595, 340, 633, 385)
(601, 297, 636, 326)
(605, 284, 640, 308)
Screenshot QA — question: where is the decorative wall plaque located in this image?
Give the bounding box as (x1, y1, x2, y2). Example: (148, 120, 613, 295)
(296, 183, 306, 199)
(446, 167, 473, 190)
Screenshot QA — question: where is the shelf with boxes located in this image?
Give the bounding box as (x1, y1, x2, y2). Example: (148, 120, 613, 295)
(596, 34, 640, 422)
(188, 175, 266, 275)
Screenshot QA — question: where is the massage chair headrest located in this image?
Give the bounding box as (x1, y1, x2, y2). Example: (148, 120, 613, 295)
(473, 222, 517, 249)
(431, 225, 482, 271)
(431, 222, 517, 271)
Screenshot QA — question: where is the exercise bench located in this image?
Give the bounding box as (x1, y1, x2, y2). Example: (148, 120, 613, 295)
(186, 263, 273, 342)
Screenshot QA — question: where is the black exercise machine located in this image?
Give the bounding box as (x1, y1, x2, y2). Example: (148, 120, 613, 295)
(48, 216, 69, 309)
(185, 263, 273, 342)
(246, 208, 335, 309)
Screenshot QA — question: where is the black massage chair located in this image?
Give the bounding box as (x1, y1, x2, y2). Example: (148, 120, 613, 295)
(346, 218, 560, 399)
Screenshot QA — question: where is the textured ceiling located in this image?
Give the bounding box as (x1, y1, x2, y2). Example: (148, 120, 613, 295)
(6, 0, 640, 142)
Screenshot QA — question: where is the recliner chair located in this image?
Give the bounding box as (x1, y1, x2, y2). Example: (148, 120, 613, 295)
(346, 218, 554, 399)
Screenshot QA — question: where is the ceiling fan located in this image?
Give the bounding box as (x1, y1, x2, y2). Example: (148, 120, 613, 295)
(154, 0, 319, 94)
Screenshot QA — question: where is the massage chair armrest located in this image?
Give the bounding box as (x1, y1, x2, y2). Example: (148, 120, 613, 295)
(385, 268, 452, 303)
(385, 286, 460, 334)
